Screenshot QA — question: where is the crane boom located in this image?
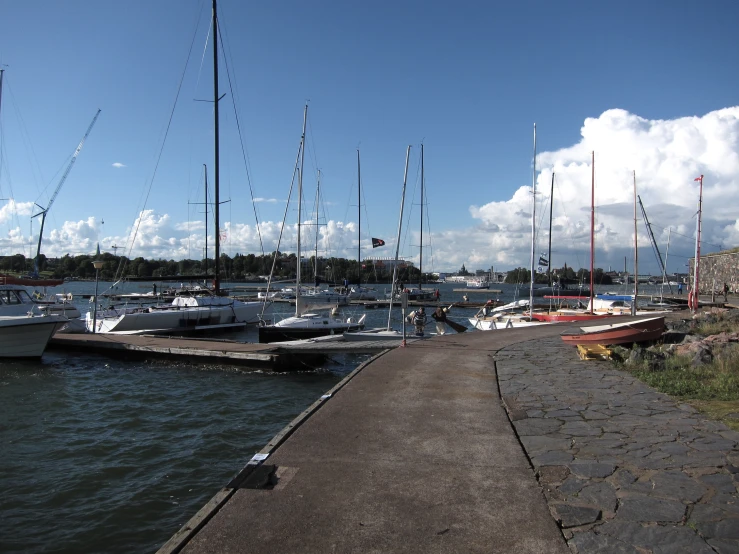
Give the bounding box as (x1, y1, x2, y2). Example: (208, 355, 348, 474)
(32, 109, 101, 276)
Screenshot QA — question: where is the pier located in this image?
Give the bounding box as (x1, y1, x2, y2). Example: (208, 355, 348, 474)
(156, 313, 738, 554)
(47, 333, 408, 370)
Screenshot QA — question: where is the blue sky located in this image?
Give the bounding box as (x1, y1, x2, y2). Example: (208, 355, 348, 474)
(1, 0, 738, 275)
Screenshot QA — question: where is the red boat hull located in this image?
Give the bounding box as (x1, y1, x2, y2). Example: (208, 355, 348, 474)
(560, 317, 665, 346)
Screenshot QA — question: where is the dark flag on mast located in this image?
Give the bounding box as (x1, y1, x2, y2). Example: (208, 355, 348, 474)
(372, 238, 385, 248)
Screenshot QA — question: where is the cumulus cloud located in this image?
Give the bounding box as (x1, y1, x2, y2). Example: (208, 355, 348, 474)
(459, 106, 739, 274)
(112, 162, 126, 168)
(0, 200, 34, 225)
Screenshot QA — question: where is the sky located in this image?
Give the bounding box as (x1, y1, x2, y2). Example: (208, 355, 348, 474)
(0, 0, 737, 276)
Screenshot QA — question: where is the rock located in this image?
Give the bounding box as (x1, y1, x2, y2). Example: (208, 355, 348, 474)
(692, 346, 713, 367)
(663, 331, 687, 344)
(667, 319, 692, 333)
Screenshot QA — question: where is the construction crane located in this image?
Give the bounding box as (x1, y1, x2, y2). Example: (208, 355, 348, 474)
(32, 109, 101, 276)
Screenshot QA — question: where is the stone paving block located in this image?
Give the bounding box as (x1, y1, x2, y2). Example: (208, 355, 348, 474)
(576, 482, 619, 513)
(560, 476, 587, 495)
(648, 471, 708, 502)
(532, 451, 574, 466)
(551, 503, 601, 528)
(568, 462, 616, 479)
(701, 472, 739, 493)
(707, 538, 739, 554)
(596, 521, 714, 554)
(616, 496, 686, 523)
(513, 418, 562, 436)
(610, 469, 637, 488)
(569, 529, 639, 553)
(697, 518, 739, 540)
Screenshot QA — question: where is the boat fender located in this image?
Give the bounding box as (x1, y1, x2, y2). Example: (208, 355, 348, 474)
(346, 317, 354, 324)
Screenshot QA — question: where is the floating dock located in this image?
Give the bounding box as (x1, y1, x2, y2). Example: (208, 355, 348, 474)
(47, 333, 406, 370)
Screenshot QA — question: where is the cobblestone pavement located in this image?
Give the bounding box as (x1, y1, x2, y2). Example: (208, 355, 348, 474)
(497, 336, 739, 554)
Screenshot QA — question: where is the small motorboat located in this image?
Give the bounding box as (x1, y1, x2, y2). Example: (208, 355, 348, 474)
(560, 316, 665, 346)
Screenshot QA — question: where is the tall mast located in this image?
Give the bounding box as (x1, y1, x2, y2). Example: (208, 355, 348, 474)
(204, 164, 208, 277)
(529, 124, 537, 316)
(692, 174, 704, 313)
(663, 227, 672, 290)
(547, 172, 554, 287)
(296, 104, 308, 316)
(357, 149, 361, 285)
(590, 151, 594, 314)
(633, 170, 638, 315)
(314, 169, 321, 285)
(419, 143, 424, 290)
(212, 0, 221, 293)
(388, 146, 411, 330)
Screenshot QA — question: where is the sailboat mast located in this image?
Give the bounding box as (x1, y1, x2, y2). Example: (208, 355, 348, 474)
(296, 104, 308, 316)
(529, 124, 536, 316)
(314, 169, 321, 285)
(204, 164, 208, 278)
(388, 146, 411, 330)
(212, 0, 221, 294)
(663, 227, 672, 290)
(633, 171, 638, 315)
(419, 143, 424, 290)
(547, 172, 554, 287)
(357, 149, 361, 285)
(590, 151, 595, 314)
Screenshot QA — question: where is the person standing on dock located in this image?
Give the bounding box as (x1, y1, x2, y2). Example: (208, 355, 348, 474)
(431, 306, 447, 335)
(678, 283, 683, 295)
(435, 289, 441, 302)
(724, 282, 729, 301)
(412, 307, 427, 336)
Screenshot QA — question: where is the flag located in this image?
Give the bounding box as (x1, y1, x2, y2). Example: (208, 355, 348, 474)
(538, 256, 548, 267)
(694, 176, 702, 181)
(372, 237, 385, 248)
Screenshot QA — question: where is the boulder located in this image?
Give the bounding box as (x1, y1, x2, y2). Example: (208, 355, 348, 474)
(691, 345, 714, 367)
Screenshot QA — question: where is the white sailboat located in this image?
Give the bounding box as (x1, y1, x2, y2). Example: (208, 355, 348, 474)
(469, 124, 549, 331)
(396, 144, 435, 302)
(86, 0, 268, 335)
(345, 146, 413, 341)
(258, 105, 365, 343)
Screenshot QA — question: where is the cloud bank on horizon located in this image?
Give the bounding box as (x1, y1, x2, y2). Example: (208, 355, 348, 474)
(1, 107, 738, 276)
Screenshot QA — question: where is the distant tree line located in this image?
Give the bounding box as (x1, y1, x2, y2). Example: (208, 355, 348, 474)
(1, 253, 613, 285)
(504, 265, 613, 286)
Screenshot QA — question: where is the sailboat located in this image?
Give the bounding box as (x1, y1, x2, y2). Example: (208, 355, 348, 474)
(344, 149, 377, 301)
(530, 151, 613, 323)
(257, 105, 365, 343)
(396, 143, 435, 302)
(86, 0, 269, 334)
(345, 147, 413, 341)
(469, 124, 550, 331)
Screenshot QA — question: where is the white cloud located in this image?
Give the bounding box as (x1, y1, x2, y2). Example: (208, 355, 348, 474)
(0, 200, 34, 225)
(112, 162, 126, 168)
(253, 197, 283, 203)
(455, 106, 739, 274)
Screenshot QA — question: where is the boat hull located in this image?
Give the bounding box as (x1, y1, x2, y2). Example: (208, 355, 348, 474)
(259, 322, 364, 343)
(561, 317, 665, 346)
(0, 315, 67, 358)
(531, 312, 613, 323)
(343, 328, 405, 341)
(87, 300, 267, 334)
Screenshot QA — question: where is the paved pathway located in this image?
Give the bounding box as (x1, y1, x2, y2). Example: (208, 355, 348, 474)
(497, 336, 739, 553)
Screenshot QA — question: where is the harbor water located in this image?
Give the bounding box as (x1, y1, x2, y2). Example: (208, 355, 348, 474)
(0, 280, 668, 552)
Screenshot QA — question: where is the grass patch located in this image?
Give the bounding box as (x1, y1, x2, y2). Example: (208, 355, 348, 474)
(619, 328, 739, 430)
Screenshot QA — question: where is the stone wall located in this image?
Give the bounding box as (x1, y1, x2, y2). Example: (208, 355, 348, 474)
(689, 250, 739, 293)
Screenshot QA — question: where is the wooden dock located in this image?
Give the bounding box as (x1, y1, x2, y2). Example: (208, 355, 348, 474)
(47, 332, 402, 370)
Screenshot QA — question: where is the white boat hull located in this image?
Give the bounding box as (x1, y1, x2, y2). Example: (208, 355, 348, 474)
(87, 299, 269, 334)
(343, 328, 405, 341)
(0, 315, 67, 358)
